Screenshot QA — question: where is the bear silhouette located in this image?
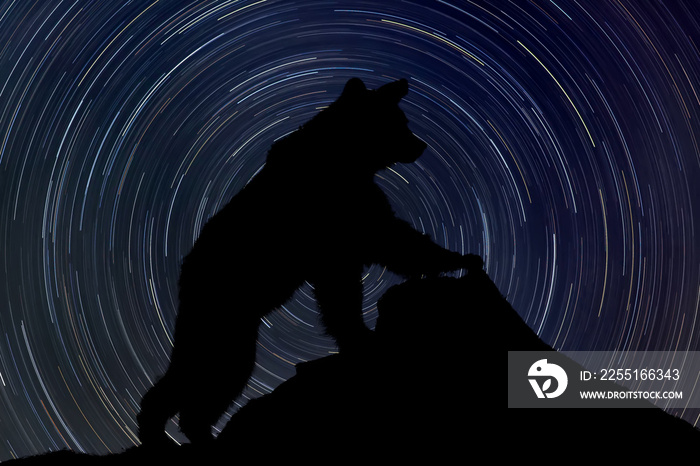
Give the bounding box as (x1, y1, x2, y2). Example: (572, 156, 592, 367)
(136, 77, 483, 445)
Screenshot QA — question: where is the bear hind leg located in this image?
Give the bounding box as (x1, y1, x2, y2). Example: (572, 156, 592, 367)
(138, 370, 180, 446)
(175, 320, 259, 444)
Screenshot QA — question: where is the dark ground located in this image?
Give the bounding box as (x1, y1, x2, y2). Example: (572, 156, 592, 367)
(6, 271, 700, 464)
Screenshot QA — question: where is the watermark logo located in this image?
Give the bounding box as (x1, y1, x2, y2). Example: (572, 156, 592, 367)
(528, 359, 568, 398)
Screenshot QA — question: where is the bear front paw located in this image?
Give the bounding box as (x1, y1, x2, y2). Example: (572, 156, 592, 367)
(462, 254, 483, 272)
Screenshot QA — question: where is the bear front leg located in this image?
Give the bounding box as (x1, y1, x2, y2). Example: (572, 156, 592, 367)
(311, 265, 374, 352)
(371, 217, 483, 278)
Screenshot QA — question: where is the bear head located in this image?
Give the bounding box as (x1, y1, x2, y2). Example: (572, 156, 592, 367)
(279, 78, 427, 174)
(334, 78, 428, 171)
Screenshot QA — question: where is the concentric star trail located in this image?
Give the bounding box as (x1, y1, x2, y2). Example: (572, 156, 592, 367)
(0, 0, 698, 459)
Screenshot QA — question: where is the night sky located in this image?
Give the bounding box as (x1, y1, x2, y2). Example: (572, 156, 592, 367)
(0, 0, 699, 459)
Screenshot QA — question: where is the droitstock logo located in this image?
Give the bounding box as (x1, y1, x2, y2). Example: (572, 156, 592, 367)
(528, 359, 568, 399)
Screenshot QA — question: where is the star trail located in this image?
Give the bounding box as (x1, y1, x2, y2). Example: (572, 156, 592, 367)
(0, 0, 699, 459)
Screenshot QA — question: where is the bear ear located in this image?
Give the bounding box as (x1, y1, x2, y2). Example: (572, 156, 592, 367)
(342, 78, 367, 96)
(377, 79, 409, 103)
